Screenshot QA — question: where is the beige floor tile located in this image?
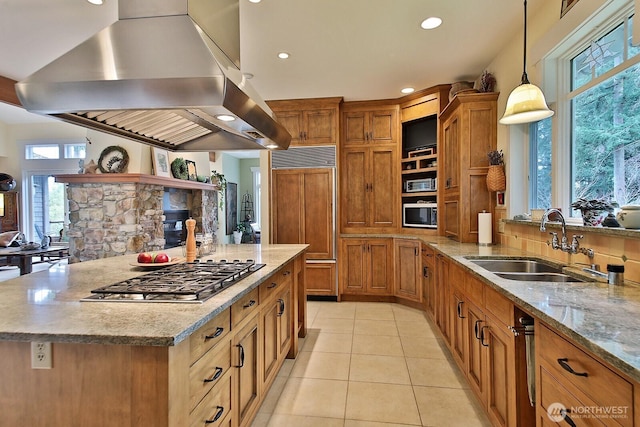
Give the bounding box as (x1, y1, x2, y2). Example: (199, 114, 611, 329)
(345, 421, 415, 427)
(413, 386, 491, 427)
(395, 319, 437, 338)
(250, 412, 270, 427)
(354, 319, 398, 336)
(290, 351, 351, 380)
(345, 381, 421, 425)
(277, 358, 295, 377)
(400, 336, 447, 359)
(314, 301, 357, 319)
(349, 354, 410, 384)
(406, 357, 468, 388)
(257, 375, 288, 414)
(266, 414, 345, 427)
(355, 303, 395, 320)
(391, 304, 427, 322)
(273, 377, 348, 419)
(311, 316, 355, 334)
(351, 334, 404, 356)
(302, 331, 353, 353)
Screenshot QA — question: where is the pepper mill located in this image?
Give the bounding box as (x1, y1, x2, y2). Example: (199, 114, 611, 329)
(185, 218, 197, 262)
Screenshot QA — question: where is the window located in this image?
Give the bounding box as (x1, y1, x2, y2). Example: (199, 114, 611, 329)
(25, 142, 86, 160)
(529, 117, 552, 209)
(570, 14, 640, 208)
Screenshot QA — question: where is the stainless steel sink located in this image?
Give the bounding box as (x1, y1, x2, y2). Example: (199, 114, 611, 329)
(470, 259, 563, 274)
(494, 272, 583, 282)
(468, 258, 585, 282)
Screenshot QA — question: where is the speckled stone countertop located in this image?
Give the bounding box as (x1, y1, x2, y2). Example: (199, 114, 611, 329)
(343, 234, 640, 383)
(0, 244, 307, 347)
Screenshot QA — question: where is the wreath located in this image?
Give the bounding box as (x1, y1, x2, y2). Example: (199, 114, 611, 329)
(98, 146, 129, 173)
(171, 157, 189, 180)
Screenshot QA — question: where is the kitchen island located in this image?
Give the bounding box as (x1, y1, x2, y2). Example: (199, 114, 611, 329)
(0, 243, 307, 427)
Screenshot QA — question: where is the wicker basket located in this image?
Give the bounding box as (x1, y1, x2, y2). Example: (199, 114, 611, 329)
(486, 165, 506, 192)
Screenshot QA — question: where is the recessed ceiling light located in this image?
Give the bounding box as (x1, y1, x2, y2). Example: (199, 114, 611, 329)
(266, 144, 279, 149)
(216, 114, 236, 122)
(277, 52, 290, 59)
(243, 72, 254, 80)
(248, 0, 261, 3)
(401, 87, 415, 94)
(420, 17, 442, 30)
(87, 0, 104, 4)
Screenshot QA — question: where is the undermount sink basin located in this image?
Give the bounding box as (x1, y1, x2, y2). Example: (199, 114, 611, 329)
(470, 259, 564, 274)
(494, 272, 584, 282)
(468, 258, 585, 282)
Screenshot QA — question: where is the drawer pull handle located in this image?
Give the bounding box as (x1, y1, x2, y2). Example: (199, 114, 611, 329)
(205, 327, 224, 340)
(236, 344, 245, 368)
(205, 406, 225, 424)
(277, 298, 285, 316)
(268, 282, 277, 289)
(561, 409, 576, 427)
(456, 301, 465, 319)
(557, 358, 588, 377)
(480, 326, 490, 347)
(283, 270, 291, 276)
(474, 320, 483, 340)
(204, 366, 224, 383)
(243, 300, 256, 309)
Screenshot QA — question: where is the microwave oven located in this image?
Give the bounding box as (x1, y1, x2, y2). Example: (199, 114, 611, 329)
(405, 178, 436, 192)
(403, 203, 437, 228)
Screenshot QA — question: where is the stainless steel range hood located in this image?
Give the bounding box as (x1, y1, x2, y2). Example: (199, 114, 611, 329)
(15, 0, 290, 151)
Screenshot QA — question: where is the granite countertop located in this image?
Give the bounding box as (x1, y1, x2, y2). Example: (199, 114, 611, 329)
(418, 237, 640, 384)
(0, 244, 307, 347)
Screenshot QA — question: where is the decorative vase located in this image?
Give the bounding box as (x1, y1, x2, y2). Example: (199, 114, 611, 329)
(580, 209, 606, 226)
(486, 165, 506, 192)
(233, 231, 243, 244)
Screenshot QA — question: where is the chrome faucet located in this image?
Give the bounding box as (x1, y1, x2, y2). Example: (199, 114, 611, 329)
(539, 208, 594, 258)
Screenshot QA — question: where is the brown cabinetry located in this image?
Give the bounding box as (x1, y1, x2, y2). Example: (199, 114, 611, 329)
(421, 245, 435, 314)
(343, 108, 398, 145)
(340, 238, 393, 296)
(233, 314, 260, 427)
(439, 92, 498, 242)
(434, 253, 451, 343)
(393, 239, 422, 302)
(268, 97, 341, 146)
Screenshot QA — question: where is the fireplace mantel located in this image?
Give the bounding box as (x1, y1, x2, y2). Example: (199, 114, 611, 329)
(54, 173, 219, 191)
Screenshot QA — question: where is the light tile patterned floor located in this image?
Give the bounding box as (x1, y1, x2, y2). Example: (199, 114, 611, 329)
(252, 301, 491, 427)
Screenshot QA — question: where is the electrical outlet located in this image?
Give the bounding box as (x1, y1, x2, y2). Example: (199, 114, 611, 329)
(498, 220, 505, 233)
(31, 342, 52, 369)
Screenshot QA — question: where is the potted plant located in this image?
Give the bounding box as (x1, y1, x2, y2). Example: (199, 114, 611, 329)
(571, 198, 615, 226)
(486, 150, 506, 192)
(233, 223, 246, 244)
(210, 170, 227, 209)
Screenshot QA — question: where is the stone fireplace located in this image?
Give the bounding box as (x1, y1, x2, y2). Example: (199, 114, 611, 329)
(55, 174, 219, 263)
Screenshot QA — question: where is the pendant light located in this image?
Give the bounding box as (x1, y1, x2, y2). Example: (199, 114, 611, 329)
(499, 0, 554, 125)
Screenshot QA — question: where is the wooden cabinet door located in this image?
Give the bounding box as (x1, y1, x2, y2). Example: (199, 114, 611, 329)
(423, 253, 435, 316)
(341, 239, 367, 293)
(466, 302, 488, 406)
(443, 199, 459, 239)
(394, 239, 421, 301)
(272, 170, 302, 245)
(305, 262, 336, 296)
(369, 146, 397, 227)
(234, 315, 260, 427)
(261, 301, 279, 390)
(435, 254, 450, 343)
(442, 113, 460, 191)
(450, 285, 467, 370)
(341, 148, 368, 228)
(0, 192, 19, 232)
(343, 111, 368, 145)
(275, 110, 303, 144)
(369, 109, 397, 144)
(304, 109, 336, 145)
(277, 283, 292, 360)
(302, 169, 334, 259)
(484, 315, 516, 427)
(367, 239, 393, 294)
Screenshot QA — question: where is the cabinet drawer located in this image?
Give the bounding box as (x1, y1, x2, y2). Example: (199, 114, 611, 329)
(465, 275, 484, 307)
(231, 287, 260, 328)
(421, 245, 434, 266)
(190, 340, 231, 410)
(190, 309, 230, 364)
(189, 372, 232, 427)
(539, 366, 605, 427)
(259, 261, 293, 303)
(538, 323, 633, 426)
(483, 286, 512, 326)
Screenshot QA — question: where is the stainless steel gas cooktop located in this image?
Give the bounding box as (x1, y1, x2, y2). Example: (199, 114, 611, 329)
(81, 259, 265, 303)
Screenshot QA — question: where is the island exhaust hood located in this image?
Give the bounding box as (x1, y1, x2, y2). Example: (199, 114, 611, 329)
(15, 0, 290, 151)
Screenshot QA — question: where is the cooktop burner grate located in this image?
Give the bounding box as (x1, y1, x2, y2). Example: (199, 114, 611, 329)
(81, 259, 265, 303)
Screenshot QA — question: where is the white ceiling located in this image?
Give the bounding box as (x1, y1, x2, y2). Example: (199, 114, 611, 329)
(0, 0, 538, 125)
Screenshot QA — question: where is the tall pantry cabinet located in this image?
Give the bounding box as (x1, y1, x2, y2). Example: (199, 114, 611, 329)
(439, 92, 498, 243)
